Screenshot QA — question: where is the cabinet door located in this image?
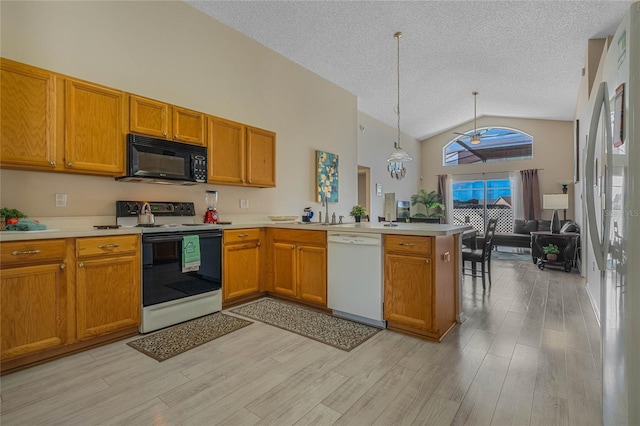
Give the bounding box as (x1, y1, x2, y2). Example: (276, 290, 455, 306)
(384, 254, 434, 331)
(65, 79, 125, 174)
(208, 116, 245, 184)
(246, 126, 276, 187)
(76, 255, 140, 340)
(272, 242, 297, 297)
(0, 59, 58, 169)
(129, 95, 169, 138)
(223, 242, 261, 301)
(1, 263, 67, 360)
(297, 245, 327, 305)
(172, 107, 205, 146)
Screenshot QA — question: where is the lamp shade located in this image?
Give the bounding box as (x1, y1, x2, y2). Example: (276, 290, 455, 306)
(543, 194, 569, 210)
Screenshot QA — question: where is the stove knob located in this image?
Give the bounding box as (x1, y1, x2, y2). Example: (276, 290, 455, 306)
(131, 203, 141, 214)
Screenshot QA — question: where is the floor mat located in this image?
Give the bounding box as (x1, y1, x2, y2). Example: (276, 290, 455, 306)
(127, 312, 252, 361)
(230, 298, 381, 351)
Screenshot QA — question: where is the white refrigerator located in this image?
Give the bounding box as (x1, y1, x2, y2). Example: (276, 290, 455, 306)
(584, 3, 639, 425)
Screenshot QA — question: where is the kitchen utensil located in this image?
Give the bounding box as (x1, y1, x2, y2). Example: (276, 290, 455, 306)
(204, 190, 219, 223)
(138, 202, 155, 225)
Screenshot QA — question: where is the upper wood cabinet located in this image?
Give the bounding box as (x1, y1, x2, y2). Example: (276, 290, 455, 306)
(129, 95, 205, 146)
(0, 58, 58, 170)
(208, 116, 276, 188)
(65, 78, 125, 175)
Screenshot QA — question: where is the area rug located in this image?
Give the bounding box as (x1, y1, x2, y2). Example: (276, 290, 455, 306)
(127, 313, 252, 361)
(230, 298, 380, 351)
(492, 251, 532, 261)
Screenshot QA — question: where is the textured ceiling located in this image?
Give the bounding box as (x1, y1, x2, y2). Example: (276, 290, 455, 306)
(186, 0, 632, 141)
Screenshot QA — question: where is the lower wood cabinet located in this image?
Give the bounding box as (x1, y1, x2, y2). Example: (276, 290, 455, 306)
(0, 234, 141, 374)
(384, 234, 456, 341)
(0, 240, 68, 363)
(75, 235, 140, 340)
(270, 229, 326, 306)
(223, 228, 262, 302)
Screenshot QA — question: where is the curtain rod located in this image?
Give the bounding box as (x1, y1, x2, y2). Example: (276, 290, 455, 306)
(439, 168, 544, 178)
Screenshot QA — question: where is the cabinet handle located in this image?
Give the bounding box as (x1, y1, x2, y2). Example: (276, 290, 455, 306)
(290, 245, 295, 249)
(50, 161, 56, 167)
(426, 259, 431, 264)
(237, 233, 249, 238)
(78, 262, 84, 268)
(164, 132, 168, 137)
(442, 252, 451, 262)
(399, 243, 415, 247)
(67, 162, 73, 167)
(98, 243, 120, 249)
(256, 242, 262, 247)
(174, 134, 179, 139)
(298, 246, 302, 251)
(248, 179, 252, 184)
(11, 249, 41, 256)
(60, 263, 66, 270)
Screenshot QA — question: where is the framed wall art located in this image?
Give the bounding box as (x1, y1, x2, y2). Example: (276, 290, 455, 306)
(316, 150, 339, 202)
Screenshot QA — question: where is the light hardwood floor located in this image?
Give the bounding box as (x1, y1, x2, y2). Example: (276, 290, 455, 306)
(0, 255, 602, 425)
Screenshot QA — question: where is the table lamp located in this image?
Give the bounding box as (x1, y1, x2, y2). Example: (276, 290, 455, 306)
(543, 194, 569, 234)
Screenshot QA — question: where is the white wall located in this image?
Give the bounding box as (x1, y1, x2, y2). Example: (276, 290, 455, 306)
(357, 111, 421, 221)
(0, 1, 358, 220)
(420, 116, 575, 220)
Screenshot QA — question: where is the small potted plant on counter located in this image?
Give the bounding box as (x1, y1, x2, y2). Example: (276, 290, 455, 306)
(0, 208, 27, 231)
(543, 243, 560, 261)
(349, 205, 367, 223)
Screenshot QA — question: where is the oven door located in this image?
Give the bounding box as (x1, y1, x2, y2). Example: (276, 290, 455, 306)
(142, 230, 222, 307)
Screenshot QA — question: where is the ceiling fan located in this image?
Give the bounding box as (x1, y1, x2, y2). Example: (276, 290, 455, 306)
(453, 91, 488, 145)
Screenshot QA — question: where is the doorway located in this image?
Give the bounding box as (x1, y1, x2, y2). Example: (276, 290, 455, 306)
(357, 166, 370, 217)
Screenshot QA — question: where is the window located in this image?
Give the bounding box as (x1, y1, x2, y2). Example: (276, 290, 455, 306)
(452, 177, 513, 233)
(443, 127, 533, 166)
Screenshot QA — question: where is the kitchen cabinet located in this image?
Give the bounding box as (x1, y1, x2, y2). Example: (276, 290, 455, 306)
(207, 116, 276, 188)
(270, 229, 326, 306)
(0, 239, 68, 365)
(75, 235, 140, 340)
(0, 59, 59, 170)
(223, 228, 263, 302)
(129, 95, 205, 146)
(65, 78, 126, 175)
(383, 234, 456, 341)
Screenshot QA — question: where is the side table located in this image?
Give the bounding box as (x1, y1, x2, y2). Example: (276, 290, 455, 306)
(530, 231, 580, 272)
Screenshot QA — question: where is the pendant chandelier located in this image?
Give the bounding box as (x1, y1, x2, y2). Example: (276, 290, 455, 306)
(387, 31, 411, 179)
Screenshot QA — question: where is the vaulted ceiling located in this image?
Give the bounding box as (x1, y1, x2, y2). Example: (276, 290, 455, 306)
(187, 0, 632, 141)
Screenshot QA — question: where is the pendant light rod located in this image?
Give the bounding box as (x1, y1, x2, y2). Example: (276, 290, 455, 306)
(473, 91, 478, 136)
(395, 31, 402, 148)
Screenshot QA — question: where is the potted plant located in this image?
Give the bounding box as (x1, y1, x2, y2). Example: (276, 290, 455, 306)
(410, 189, 445, 220)
(543, 243, 560, 261)
(349, 205, 367, 223)
(0, 208, 27, 231)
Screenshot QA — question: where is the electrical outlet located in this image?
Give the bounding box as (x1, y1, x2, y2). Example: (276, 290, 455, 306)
(240, 199, 249, 209)
(55, 193, 67, 207)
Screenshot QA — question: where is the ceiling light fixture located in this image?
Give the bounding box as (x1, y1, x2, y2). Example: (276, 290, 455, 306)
(387, 31, 412, 165)
(470, 91, 481, 145)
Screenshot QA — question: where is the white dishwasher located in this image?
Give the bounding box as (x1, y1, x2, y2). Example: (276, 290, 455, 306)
(327, 232, 385, 328)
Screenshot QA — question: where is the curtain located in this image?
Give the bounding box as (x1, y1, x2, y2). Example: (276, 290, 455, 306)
(437, 174, 450, 223)
(509, 170, 524, 220)
(520, 169, 541, 219)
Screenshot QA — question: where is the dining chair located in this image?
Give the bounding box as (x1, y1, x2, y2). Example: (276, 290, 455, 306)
(409, 217, 440, 223)
(462, 218, 498, 289)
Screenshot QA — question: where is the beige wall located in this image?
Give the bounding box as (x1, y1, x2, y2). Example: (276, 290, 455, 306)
(420, 116, 575, 220)
(0, 1, 358, 220)
(357, 112, 421, 221)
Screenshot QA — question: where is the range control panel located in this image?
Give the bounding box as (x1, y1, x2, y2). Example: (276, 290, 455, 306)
(116, 201, 196, 217)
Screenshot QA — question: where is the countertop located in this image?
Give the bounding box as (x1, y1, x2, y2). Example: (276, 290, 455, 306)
(0, 219, 471, 242)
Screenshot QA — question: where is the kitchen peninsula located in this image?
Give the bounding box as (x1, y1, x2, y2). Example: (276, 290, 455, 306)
(0, 220, 470, 373)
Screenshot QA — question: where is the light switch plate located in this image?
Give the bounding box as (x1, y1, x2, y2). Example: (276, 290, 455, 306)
(240, 199, 249, 209)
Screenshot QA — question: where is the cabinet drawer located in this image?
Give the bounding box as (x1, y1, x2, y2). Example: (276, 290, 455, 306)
(224, 228, 261, 244)
(77, 235, 139, 258)
(384, 235, 432, 256)
(271, 229, 326, 246)
(0, 239, 66, 268)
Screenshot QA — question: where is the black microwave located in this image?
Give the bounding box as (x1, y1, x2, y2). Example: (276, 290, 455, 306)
(117, 134, 207, 185)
